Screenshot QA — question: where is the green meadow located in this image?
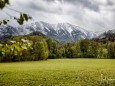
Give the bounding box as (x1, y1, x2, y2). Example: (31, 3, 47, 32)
(0, 59, 115, 86)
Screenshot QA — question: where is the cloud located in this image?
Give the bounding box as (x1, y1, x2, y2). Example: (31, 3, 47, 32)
(0, 0, 115, 31)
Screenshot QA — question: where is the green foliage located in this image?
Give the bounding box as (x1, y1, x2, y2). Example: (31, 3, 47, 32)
(0, 0, 9, 9)
(46, 38, 62, 59)
(79, 39, 90, 58)
(97, 43, 108, 58)
(16, 13, 32, 25)
(63, 39, 111, 59)
(87, 41, 99, 58)
(37, 41, 48, 60)
(0, 20, 9, 25)
(0, 0, 10, 25)
(0, 34, 115, 62)
(30, 37, 48, 60)
(0, 36, 48, 62)
(17, 14, 24, 25)
(46, 38, 115, 59)
(0, 0, 32, 25)
(107, 42, 115, 58)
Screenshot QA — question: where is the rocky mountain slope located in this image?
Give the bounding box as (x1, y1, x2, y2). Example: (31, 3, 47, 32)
(0, 21, 100, 42)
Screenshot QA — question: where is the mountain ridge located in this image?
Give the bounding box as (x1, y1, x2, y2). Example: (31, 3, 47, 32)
(0, 21, 101, 42)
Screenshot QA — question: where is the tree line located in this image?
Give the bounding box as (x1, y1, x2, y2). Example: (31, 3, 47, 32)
(0, 36, 115, 62)
(46, 38, 115, 59)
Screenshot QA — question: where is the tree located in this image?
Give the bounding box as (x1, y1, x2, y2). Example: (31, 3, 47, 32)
(46, 38, 63, 59)
(0, 36, 49, 62)
(79, 39, 90, 58)
(64, 43, 79, 58)
(37, 41, 48, 60)
(97, 43, 108, 58)
(87, 41, 99, 58)
(30, 36, 48, 60)
(0, 0, 32, 25)
(107, 42, 115, 59)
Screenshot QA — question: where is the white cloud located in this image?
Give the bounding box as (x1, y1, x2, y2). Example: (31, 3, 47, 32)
(0, 0, 115, 31)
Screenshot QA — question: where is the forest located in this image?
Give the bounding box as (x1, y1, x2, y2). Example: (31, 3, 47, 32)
(0, 35, 115, 62)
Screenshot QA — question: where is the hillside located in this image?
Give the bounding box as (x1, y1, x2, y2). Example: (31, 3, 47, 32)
(92, 30, 115, 43)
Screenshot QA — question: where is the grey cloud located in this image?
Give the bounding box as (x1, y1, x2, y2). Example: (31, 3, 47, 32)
(107, 0, 114, 5)
(44, 0, 99, 11)
(19, 0, 102, 15)
(107, 0, 115, 5)
(1, 0, 115, 31)
(23, 1, 63, 14)
(64, 0, 99, 11)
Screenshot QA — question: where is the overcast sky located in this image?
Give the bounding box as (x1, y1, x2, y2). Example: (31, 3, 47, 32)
(0, 0, 115, 31)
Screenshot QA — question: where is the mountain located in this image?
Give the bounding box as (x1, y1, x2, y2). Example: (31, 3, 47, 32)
(0, 21, 100, 42)
(92, 30, 115, 43)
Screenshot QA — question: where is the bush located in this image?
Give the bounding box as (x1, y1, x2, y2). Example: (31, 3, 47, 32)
(0, 36, 49, 62)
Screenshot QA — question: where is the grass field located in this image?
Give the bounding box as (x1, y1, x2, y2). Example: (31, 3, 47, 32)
(0, 59, 115, 86)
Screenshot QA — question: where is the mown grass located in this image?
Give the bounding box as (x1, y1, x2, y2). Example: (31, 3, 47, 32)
(0, 59, 115, 86)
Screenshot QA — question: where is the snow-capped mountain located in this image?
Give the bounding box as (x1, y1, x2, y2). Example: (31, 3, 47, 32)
(0, 21, 100, 42)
